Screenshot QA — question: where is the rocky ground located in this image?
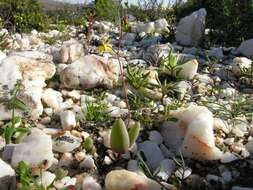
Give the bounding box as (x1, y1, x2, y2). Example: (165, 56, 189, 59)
(0, 8, 253, 190)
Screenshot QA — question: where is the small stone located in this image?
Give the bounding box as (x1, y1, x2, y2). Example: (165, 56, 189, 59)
(53, 133, 81, 153)
(232, 186, 253, 190)
(156, 159, 175, 181)
(79, 155, 96, 170)
(60, 110, 76, 130)
(42, 88, 63, 110)
(74, 151, 86, 162)
(127, 160, 139, 172)
(38, 171, 56, 188)
(0, 159, 16, 190)
(54, 176, 77, 189)
(175, 167, 192, 180)
(138, 141, 164, 171)
(82, 176, 101, 190)
(220, 152, 238, 163)
(149, 131, 163, 145)
(105, 169, 162, 190)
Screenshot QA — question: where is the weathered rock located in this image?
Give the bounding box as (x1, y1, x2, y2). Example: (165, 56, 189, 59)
(138, 141, 164, 170)
(42, 88, 63, 110)
(0, 50, 6, 63)
(60, 55, 121, 89)
(231, 57, 252, 76)
(37, 171, 56, 188)
(0, 159, 16, 190)
(238, 38, 253, 58)
(178, 59, 199, 80)
(105, 170, 163, 190)
(53, 39, 84, 63)
(11, 128, 54, 170)
(161, 105, 223, 160)
(82, 176, 101, 190)
(176, 8, 207, 46)
(0, 51, 56, 120)
(53, 133, 81, 153)
(154, 18, 169, 34)
(60, 110, 76, 130)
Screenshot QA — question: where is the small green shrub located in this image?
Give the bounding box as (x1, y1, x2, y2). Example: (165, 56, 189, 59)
(0, 0, 49, 33)
(94, 0, 120, 22)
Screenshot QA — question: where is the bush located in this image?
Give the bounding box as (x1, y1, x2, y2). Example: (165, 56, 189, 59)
(94, 0, 120, 22)
(175, 0, 253, 46)
(0, 0, 48, 33)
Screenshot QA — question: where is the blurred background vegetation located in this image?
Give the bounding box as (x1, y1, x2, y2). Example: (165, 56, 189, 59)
(0, 0, 252, 46)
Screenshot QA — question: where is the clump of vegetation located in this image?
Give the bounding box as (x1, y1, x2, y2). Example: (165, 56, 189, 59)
(81, 94, 109, 123)
(0, 80, 31, 144)
(94, 0, 120, 22)
(16, 161, 44, 190)
(110, 118, 140, 154)
(0, 0, 49, 33)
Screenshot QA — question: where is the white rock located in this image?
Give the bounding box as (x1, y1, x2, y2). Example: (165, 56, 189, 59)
(0, 51, 56, 120)
(220, 152, 238, 163)
(178, 59, 199, 80)
(138, 141, 164, 170)
(79, 155, 96, 169)
(162, 105, 223, 160)
(60, 55, 121, 89)
(238, 38, 253, 58)
(154, 18, 169, 34)
(0, 50, 6, 63)
(42, 88, 63, 110)
(105, 169, 162, 190)
(53, 39, 84, 63)
(0, 159, 15, 190)
(58, 153, 74, 167)
(214, 118, 230, 133)
(176, 8, 207, 46)
(175, 167, 192, 180)
(221, 171, 232, 185)
(156, 159, 175, 181)
(149, 131, 163, 144)
(60, 110, 76, 130)
(37, 171, 56, 188)
(231, 57, 252, 76)
(53, 133, 81, 153)
(54, 176, 76, 189)
(82, 176, 101, 190)
(0, 159, 15, 178)
(11, 128, 54, 170)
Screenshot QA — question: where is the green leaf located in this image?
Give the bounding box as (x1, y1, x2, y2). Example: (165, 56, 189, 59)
(128, 122, 141, 146)
(82, 137, 93, 153)
(110, 118, 130, 154)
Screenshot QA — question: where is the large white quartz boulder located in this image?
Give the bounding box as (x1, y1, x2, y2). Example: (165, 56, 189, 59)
(0, 159, 16, 190)
(60, 55, 121, 89)
(176, 8, 207, 46)
(105, 170, 164, 190)
(53, 39, 84, 63)
(161, 105, 223, 160)
(238, 38, 253, 58)
(0, 51, 56, 120)
(11, 128, 54, 171)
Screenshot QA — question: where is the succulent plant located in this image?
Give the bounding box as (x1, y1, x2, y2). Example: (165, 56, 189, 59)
(128, 122, 140, 147)
(82, 137, 94, 153)
(110, 118, 130, 154)
(110, 119, 140, 154)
